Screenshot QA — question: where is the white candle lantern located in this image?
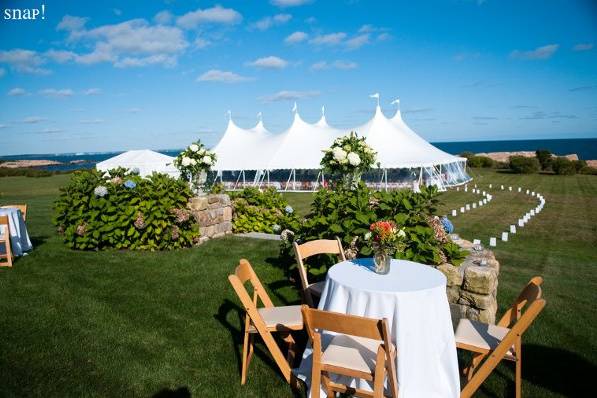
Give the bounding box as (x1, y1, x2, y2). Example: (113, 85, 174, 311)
(460, 207, 465, 213)
(501, 232, 509, 242)
(472, 203, 477, 209)
(510, 225, 516, 234)
(473, 239, 481, 245)
(489, 237, 497, 247)
(466, 204, 470, 210)
(452, 209, 457, 217)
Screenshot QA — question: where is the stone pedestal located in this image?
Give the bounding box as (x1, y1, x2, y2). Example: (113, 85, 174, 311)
(437, 236, 500, 327)
(189, 194, 233, 244)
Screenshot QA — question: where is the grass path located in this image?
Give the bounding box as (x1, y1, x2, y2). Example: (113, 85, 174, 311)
(1, 170, 596, 397)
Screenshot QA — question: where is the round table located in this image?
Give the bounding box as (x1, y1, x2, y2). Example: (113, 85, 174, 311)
(0, 208, 32, 257)
(297, 258, 460, 398)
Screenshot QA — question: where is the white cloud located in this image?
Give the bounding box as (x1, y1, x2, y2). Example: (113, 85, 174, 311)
(251, 13, 292, 31)
(22, 116, 47, 124)
(154, 10, 173, 25)
(510, 44, 559, 60)
(45, 49, 78, 63)
(377, 32, 391, 41)
(39, 88, 75, 98)
(247, 56, 288, 69)
(197, 69, 252, 83)
(177, 5, 242, 29)
(259, 90, 320, 102)
(345, 34, 369, 50)
(271, 0, 311, 7)
(573, 43, 593, 52)
(34, 128, 64, 134)
(7, 88, 27, 96)
(59, 18, 188, 68)
(80, 118, 105, 124)
(127, 107, 142, 113)
(285, 31, 308, 44)
(194, 37, 211, 49)
(84, 88, 102, 95)
(0, 49, 50, 74)
(57, 15, 88, 31)
(311, 60, 357, 71)
(310, 32, 347, 46)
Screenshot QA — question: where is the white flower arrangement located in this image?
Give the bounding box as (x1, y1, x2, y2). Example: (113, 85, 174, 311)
(174, 140, 217, 186)
(321, 132, 377, 187)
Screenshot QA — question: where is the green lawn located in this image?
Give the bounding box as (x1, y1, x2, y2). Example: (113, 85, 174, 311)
(1, 170, 596, 397)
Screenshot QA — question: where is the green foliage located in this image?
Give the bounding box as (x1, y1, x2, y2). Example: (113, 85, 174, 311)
(551, 157, 577, 175)
(0, 167, 55, 178)
(443, 241, 469, 266)
(467, 155, 494, 168)
(535, 149, 553, 170)
(53, 169, 199, 250)
(282, 182, 466, 277)
(580, 165, 597, 175)
(229, 187, 300, 233)
(509, 156, 540, 174)
(209, 182, 225, 194)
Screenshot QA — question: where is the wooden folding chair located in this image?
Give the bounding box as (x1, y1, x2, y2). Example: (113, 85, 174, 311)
(0, 215, 13, 267)
(228, 259, 303, 386)
(302, 306, 398, 398)
(1, 204, 28, 221)
(456, 276, 546, 398)
(293, 238, 346, 307)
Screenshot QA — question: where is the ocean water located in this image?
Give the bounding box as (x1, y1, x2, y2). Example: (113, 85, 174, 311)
(1, 138, 595, 172)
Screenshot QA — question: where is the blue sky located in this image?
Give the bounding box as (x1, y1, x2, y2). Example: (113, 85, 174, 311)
(0, 0, 596, 155)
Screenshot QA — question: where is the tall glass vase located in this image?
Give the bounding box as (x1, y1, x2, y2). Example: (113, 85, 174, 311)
(190, 171, 208, 196)
(373, 245, 393, 274)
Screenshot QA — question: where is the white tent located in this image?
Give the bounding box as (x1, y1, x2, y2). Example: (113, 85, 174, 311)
(96, 149, 179, 178)
(211, 98, 471, 191)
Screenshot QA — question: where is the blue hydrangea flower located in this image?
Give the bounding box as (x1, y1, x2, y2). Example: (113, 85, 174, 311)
(94, 185, 108, 197)
(124, 180, 136, 189)
(441, 216, 454, 234)
(285, 205, 294, 214)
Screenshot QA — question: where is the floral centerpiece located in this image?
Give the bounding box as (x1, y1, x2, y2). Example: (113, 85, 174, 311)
(174, 141, 217, 195)
(366, 220, 406, 274)
(320, 131, 377, 189)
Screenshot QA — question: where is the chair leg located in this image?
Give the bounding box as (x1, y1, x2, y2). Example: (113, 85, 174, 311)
(241, 331, 252, 385)
(311, 362, 321, 398)
(321, 372, 334, 398)
(515, 339, 522, 398)
(467, 353, 486, 381)
(1, 236, 13, 267)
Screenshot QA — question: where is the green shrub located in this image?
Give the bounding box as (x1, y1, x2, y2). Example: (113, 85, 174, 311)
(467, 156, 494, 168)
(0, 167, 55, 178)
(535, 149, 553, 170)
(281, 183, 466, 277)
(551, 157, 577, 175)
(53, 169, 199, 250)
(580, 166, 597, 175)
(509, 156, 540, 174)
(229, 187, 300, 233)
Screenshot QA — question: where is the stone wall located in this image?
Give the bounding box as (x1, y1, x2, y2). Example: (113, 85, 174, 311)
(437, 236, 500, 326)
(189, 194, 233, 244)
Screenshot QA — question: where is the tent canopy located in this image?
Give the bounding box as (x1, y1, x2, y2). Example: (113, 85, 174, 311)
(213, 103, 465, 171)
(96, 149, 179, 178)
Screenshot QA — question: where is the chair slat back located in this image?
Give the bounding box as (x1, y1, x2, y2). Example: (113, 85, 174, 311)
(462, 298, 546, 398)
(1, 204, 27, 221)
(302, 306, 385, 342)
(230, 259, 274, 308)
(498, 276, 543, 328)
(293, 238, 346, 291)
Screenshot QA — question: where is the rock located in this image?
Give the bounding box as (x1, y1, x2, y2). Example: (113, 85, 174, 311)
(463, 266, 497, 295)
(223, 206, 232, 221)
(189, 197, 208, 211)
(459, 290, 495, 310)
(446, 286, 461, 303)
(478, 300, 497, 324)
(437, 263, 463, 287)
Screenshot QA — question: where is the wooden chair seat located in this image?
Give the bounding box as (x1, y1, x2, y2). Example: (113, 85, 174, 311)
(308, 281, 326, 297)
(455, 319, 515, 360)
(248, 305, 304, 332)
(322, 334, 395, 374)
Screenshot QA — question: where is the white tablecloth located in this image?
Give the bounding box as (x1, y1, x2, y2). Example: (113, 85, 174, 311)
(296, 258, 460, 398)
(0, 208, 32, 256)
